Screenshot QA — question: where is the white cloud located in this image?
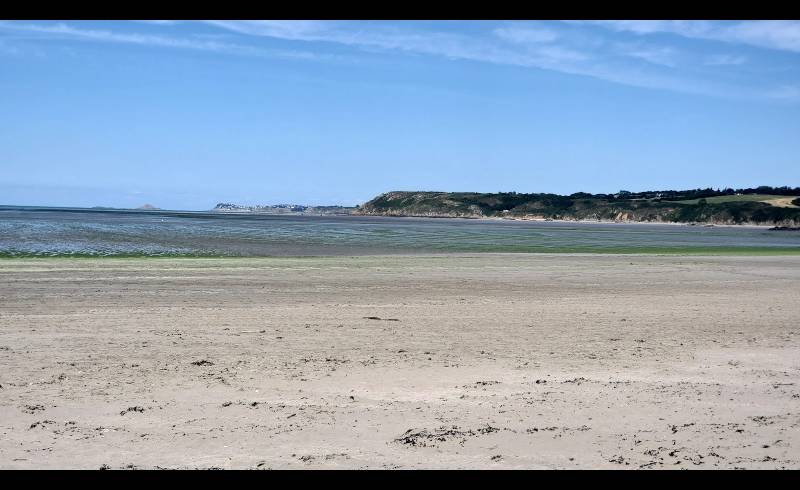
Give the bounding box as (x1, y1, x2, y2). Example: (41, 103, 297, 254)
(2, 20, 792, 101)
(722, 21, 800, 53)
(586, 20, 800, 54)
(705, 54, 747, 66)
(767, 85, 800, 101)
(0, 21, 333, 61)
(493, 26, 559, 44)
(202, 20, 327, 41)
(618, 44, 678, 67)
(203, 21, 590, 70)
(135, 20, 179, 25)
(200, 20, 742, 96)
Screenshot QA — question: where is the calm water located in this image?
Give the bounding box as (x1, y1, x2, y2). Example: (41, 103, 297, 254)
(1, 206, 799, 257)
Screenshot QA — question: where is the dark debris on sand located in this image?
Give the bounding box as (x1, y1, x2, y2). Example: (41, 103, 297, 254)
(190, 360, 214, 366)
(394, 425, 502, 447)
(120, 406, 145, 416)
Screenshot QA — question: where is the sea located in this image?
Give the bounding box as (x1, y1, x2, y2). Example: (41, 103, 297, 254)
(1, 205, 799, 257)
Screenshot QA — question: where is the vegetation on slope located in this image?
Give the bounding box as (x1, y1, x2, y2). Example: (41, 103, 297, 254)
(356, 187, 800, 225)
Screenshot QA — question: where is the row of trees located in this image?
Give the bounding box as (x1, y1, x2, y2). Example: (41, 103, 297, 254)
(570, 186, 800, 201)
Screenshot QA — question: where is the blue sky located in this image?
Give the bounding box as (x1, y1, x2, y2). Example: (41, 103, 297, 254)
(1, 20, 799, 210)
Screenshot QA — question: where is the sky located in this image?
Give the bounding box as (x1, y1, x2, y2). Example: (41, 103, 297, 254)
(1, 20, 799, 210)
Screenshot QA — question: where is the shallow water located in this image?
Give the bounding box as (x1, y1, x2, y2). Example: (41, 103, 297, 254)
(1, 206, 799, 257)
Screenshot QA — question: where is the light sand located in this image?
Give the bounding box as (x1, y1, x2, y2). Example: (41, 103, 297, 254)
(1, 254, 799, 469)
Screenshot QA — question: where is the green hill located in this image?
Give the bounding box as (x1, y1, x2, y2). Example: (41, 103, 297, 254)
(356, 189, 800, 226)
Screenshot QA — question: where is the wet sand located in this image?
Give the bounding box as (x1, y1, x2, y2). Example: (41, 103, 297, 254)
(1, 254, 799, 469)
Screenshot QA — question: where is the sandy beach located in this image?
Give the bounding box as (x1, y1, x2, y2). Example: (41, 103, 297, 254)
(1, 254, 799, 469)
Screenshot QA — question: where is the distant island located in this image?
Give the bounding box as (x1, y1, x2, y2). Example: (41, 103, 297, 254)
(212, 202, 356, 216)
(87, 204, 160, 211)
(354, 186, 800, 226)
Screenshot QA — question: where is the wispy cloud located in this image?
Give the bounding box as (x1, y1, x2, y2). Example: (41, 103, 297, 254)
(584, 20, 800, 53)
(704, 53, 747, 66)
(0, 21, 336, 62)
(135, 20, 180, 26)
(2, 20, 796, 102)
(202, 20, 328, 41)
(617, 44, 679, 67)
(198, 20, 757, 98)
(493, 26, 560, 44)
(767, 84, 800, 101)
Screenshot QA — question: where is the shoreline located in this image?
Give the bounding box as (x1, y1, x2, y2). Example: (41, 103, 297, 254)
(2, 248, 800, 259)
(211, 208, 782, 229)
(352, 212, 782, 229)
(3, 245, 800, 259)
(2, 205, 790, 228)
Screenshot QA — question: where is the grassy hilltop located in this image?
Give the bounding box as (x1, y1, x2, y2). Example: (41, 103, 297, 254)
(355, 187, 800, 226)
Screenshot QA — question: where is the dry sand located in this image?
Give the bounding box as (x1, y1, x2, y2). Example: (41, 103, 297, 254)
(1, 254, 799, 469)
